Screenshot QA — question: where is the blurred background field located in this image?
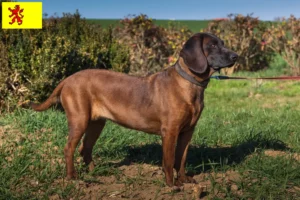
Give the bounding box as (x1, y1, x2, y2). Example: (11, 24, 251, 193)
(86, 18, 211, 33)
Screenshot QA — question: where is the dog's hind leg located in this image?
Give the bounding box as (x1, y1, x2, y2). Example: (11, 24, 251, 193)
(64, 116, 89, 179)
(62, 100, 90, 179)
(79, 119, 106, 172)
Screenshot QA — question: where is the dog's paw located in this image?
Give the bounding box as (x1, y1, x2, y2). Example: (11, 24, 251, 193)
(175, 179, 184, 187)
(163, 185, 183, 193)
(88, 161, 95, 171)
(66, 172, 78, 180)
(176, 175, 197, 185)
(185, 176, 197, 184)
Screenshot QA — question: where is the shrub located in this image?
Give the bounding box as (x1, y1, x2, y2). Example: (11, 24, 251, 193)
(0, 11, 130, 112)
(114, 14, 192, 75)
(0, 38, 13, 112)
(262, 15, 300, 75)
(205, 14, 275, 74)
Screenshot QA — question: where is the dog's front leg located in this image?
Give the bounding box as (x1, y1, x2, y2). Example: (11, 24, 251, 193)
(161, 128, 179, 187)
(174, 129, 197, 186)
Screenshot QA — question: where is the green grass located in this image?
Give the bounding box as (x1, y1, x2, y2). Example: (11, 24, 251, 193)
(1, 68, 300, 199)
(86, 19, 120, 27)
(86, 19, 210, 32)
(152, 19, 210, 32)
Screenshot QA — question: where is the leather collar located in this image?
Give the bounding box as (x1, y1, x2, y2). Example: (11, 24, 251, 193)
(174, 62, 210, 88)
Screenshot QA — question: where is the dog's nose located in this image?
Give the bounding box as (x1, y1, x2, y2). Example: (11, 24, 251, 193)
(230, 53, 238, 62)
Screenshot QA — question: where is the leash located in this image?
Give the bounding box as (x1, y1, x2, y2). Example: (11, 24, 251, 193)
(211, 75, 300, 80)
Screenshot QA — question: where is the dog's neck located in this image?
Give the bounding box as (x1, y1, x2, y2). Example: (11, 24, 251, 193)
(175, 57, 215, 88)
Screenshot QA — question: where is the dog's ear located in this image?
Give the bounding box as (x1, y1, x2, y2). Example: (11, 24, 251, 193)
(179, 34, 208, 74)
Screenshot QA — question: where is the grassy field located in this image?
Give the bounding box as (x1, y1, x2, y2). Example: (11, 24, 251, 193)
(86, 19, 210, 32)
(1, 63, 300, 199)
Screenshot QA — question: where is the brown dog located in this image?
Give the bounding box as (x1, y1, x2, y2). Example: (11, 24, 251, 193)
(30, 32, 237, 187)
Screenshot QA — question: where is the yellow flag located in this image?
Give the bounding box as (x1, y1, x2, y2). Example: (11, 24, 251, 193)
(2, 2, 42, 29)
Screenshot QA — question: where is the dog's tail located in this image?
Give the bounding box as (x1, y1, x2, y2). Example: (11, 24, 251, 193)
(30, 80, 65, 111)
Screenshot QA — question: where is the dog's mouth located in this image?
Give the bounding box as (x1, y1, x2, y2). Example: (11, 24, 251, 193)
(211, 62, 236, 71)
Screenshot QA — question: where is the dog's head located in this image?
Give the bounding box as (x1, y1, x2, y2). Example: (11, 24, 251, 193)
(180, 32, 238, 74)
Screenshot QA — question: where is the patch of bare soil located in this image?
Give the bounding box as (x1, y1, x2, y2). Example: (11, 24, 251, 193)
(49, 164, 242, 200)
(50, 150, 300, 199)
(264, 150, 300, 161)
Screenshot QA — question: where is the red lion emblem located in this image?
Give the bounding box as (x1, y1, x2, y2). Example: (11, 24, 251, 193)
(8, 5, 24, 25)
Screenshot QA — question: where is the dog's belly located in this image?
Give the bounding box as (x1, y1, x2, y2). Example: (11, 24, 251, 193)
(91, 101, 162, 134)
(111, 118, 161, 135)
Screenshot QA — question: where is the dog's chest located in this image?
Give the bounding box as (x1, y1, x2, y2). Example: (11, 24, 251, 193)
(189, 93, 204, 127)
(190, 103, 204, 127)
